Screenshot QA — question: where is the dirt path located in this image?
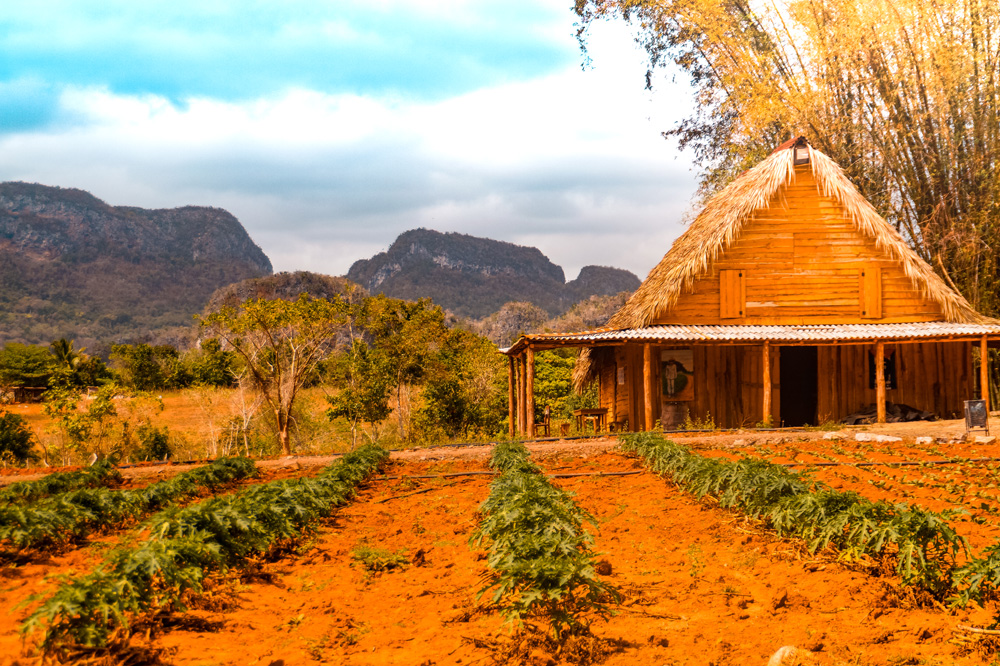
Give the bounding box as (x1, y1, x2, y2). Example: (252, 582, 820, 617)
(0, 415, 978, 488)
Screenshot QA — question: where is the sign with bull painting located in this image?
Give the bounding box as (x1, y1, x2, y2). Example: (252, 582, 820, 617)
(661, 349, 694, 401)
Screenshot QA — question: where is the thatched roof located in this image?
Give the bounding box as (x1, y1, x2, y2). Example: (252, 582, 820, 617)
(568, 137, 990, 390)
(609, 137, 983, 329)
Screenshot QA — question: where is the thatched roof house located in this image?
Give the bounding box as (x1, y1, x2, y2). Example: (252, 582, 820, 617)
(504, 137, 1000, 434)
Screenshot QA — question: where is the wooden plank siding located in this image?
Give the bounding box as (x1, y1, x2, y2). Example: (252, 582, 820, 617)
(596, 341, 972, 429)
(651, 167, 945, 326)
(614, 347, 629, 429)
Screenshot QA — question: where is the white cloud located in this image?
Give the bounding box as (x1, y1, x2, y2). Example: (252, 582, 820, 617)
(0, 20, 697, 282)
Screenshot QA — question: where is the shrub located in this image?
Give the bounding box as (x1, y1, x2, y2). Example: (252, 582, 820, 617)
(0, 410, 37, 464)
(134, 425, 171, 461)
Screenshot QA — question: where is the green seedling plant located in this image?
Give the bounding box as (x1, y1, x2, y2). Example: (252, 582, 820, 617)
(0, 461, 123, 504)
(471, 440, 620, 640)
(21, 444, 388, 655)
(619, 432, 968, 599)
(351, 544, 409, 573)
(0, 457, 258, 551)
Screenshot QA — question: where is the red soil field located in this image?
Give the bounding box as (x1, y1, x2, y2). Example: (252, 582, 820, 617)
(3, 435, 1000, 665)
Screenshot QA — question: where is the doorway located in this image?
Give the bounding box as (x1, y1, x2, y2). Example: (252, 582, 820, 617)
(780, 346, 818, 427)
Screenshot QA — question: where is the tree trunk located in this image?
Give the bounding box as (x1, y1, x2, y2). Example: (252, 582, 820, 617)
(276, 409, 292, 456)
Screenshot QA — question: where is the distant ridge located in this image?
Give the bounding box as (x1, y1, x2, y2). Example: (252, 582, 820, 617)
(0, 182, 272, 349)
(346, 228, 639, 319)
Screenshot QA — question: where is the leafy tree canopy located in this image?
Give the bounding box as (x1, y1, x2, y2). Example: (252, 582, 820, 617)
(0, 343, 54, 388)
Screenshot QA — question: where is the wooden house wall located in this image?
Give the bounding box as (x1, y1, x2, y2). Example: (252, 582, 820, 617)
(595, 341, 972, 429)
(817, 341, 972, 420)
(689, 345, 780, 427)
(651, 167, 945, 326)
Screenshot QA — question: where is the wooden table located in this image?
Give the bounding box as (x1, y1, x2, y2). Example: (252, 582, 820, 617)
(574, 408, 608, 434)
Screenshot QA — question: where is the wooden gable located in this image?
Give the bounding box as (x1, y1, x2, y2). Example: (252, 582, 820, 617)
(651, 166, 945, 326)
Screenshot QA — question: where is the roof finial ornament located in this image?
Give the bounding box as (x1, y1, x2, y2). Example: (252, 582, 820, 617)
(792, 135, 810, 166)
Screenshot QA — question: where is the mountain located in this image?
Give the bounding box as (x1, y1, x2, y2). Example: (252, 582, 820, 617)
(0, 182, 272, 350)
(346, 229, 640, 319)
(204, 271, 365, 312)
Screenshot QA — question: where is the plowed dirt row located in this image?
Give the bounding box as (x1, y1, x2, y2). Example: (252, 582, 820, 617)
(4, 449, 995, 665)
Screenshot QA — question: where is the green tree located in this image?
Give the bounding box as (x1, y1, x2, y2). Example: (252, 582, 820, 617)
(42, 386, 90, 465)
(326, 340, 394, 447)
(135, 424, 172, 461)
(111, 344, 190, 390)
(187, 338, 238, 387)
(49, 338, 109, 387)
(416, 329, 507, 440)
(356, 296, 450, 440)
(201, 294, 349, 455)
(533, 350, 577, 420)
(110, 344, 165, 391)
(0, 343, 53, 388)
(0, 411, 35, 464)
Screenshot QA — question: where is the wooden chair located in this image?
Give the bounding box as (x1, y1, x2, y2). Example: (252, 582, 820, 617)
(535, 405, 551, 437)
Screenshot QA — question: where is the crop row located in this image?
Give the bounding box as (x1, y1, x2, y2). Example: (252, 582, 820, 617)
(22, 443, 388, 655)
(0, 457, 258, 551)
(619, 432, 967, 597)
(471, 440, 619, 638)
(0, 462, 123, 504)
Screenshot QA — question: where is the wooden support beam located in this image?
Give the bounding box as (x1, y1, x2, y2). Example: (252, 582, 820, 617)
(515, 355, 523, 436)
(643, 344, 655, 431)
(762, 340, 772, 425)
(519, 354, 529, 436)
(507, 356, 516, 438)
(875, 340, 886, 424)
(526, 347, 536, 438)
(982, 335, 990, 407)
(610, 361, 618, 428)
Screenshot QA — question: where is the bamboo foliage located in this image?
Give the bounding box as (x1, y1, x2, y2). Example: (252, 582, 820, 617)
(576, 0, 1000, 315)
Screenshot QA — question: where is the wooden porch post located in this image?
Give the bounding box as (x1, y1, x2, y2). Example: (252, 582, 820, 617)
(982, 335, 990, 407)
(521, 354, 530, 435)
(762, 340, 772, 425)
(610, 360, 618, 428)
(875, 340, 886, 424)
(508, 355, 516, 438)
(516, 355, 525, 435)
(643, 344, 655, 431)
(526, 346, 536, 438)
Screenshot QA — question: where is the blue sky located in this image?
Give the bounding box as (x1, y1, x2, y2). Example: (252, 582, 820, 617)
(0, 0, 696, 281)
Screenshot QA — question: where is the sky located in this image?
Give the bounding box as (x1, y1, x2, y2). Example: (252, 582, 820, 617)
(0, 0, 697, 282)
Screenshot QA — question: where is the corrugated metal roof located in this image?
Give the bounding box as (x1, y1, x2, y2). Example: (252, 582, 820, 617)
(503, 322, 1000, 354)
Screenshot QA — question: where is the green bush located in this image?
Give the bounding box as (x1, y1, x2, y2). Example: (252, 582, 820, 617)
(134, 425, 171, 461)
(0, 411, 37, 464)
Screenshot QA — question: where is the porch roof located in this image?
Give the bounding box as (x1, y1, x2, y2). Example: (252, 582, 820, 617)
(502, 322, 1000, 355)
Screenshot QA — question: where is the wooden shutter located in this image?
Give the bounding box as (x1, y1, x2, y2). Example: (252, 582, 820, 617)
(860, 267, 882, 319)
(720, 269, 746, 319)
